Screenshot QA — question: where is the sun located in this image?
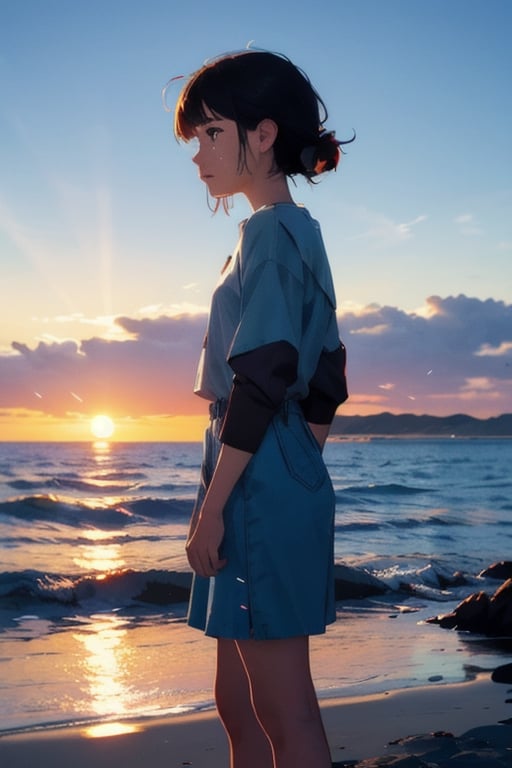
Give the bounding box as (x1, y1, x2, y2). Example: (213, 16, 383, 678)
(90, 414, 115, 440)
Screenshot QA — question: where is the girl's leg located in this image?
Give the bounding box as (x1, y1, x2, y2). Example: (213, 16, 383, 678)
(215, 638, 274, 768)
(235, 636, 332, 768)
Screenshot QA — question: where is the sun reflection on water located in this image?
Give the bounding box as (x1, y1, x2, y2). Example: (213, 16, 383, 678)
(73, 529, 126, 572)
(72, 426, 146, 737)
(83, 721, 143, 738)
(73, 614, 137, 734)
(91, 439, 113, 464)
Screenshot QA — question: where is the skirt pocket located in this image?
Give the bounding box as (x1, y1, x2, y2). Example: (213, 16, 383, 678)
(271, 404, 326, 491)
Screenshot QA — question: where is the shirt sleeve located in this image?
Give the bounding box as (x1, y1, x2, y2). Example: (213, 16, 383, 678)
(220, 212, 304, 453)
(220, 341, 299, 452)
(299, 343, 349, 424)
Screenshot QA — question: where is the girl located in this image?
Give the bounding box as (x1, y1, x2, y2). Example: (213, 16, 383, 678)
(171, 50, 350, 768)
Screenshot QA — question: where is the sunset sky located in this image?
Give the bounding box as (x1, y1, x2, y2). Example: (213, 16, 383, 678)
(1, 0, 511, 441)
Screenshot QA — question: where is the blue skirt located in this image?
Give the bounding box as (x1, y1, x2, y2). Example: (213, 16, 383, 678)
(187, 401, 336, 640)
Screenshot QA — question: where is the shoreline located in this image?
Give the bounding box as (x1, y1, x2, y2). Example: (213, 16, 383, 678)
(1, 676, 511, 767)
(2, 595, 510, 740)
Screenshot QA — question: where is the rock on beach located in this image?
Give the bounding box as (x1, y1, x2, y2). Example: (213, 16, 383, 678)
(427, 578, 512, 636)
(331, 724, 512, 767)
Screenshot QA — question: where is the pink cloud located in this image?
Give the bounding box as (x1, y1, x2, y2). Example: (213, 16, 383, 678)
(1, 296, 511, 420)
(1, 314, 207, 417)
(340, 295, 512, 416)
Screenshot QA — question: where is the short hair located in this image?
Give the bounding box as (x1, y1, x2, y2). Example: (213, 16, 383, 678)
(173, 51, 353, 180)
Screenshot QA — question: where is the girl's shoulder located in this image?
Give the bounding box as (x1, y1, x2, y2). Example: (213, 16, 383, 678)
(239, 204, 311, 278)
(242, 203, 336, 308)
(245, 202, 314, 231)
(241, 203, 319, 255)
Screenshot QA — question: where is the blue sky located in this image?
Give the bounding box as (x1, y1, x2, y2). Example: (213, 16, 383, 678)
(1, 0, 511, 437)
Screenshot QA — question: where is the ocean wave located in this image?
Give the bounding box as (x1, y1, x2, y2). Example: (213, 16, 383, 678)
(0, 568, 193, 618)
(370, 561, 476, 600)
(0, 495, 193, 527)
(92, 471, 148, 481)
(335, 521, 382, 532)
(340, 483, 434, 496)
(334, 515, 462, 534)
(388, 515, 459, 528)
(0, 557, 486, 624)
(7, 477, 142, 494)
(3, 531, 177, 548)
(142, 483, 180, 492)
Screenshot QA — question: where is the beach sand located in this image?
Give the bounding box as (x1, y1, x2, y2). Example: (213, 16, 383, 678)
(1, 675, 510, 767)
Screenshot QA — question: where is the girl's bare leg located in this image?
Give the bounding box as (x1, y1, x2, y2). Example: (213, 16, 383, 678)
(215, 638, 274, 768)
(235, 636, 331, 768)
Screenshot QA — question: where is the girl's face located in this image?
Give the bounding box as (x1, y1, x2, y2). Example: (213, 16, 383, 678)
(191, 107, 255, 200)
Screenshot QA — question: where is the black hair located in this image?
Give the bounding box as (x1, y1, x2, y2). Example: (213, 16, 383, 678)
(173, 51, 354, 180)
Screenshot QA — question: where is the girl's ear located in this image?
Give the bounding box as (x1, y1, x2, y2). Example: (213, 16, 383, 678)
(257, 119, 278, 152)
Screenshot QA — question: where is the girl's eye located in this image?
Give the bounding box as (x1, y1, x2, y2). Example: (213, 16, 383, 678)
(206, 127, 222, 141)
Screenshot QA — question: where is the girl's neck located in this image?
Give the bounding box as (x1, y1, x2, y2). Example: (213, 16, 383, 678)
(244, 172, 294, 212)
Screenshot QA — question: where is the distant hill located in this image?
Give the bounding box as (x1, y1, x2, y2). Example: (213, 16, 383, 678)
(331, 413, 512, 437)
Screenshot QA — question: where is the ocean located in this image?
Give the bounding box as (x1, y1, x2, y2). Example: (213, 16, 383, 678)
(1, 438, 511, 735)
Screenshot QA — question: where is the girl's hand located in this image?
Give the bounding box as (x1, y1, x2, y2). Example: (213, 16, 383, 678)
(186, 507, 227, 578)
(186, 443, 252, 577)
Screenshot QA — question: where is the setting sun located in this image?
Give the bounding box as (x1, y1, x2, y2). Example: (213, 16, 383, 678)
(90, 415, 115, 440)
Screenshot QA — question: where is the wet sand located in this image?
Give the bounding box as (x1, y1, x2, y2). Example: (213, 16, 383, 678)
(1, 675, 511, 767)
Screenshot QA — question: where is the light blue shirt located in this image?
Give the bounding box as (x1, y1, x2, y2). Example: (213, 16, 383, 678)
(194, 203, 340, 403)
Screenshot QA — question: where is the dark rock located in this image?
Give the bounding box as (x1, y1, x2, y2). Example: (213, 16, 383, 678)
(391, 732, 457, 757)
(491, 663, 512, 684)
(135, 580, 190, 605)
(331, 762, 358, 767)
(479, 561, 512, 581)
(334, 563, 388, 600)
(427, 580, 512, 636)
(437, 570, 468, 589)
(460, 724, 512, 749)
(333, 725, 512, 767)
(488, 580, 512, 630)
(133, 570, 192, 605)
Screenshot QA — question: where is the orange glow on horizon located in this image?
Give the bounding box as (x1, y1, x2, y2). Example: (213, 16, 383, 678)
(0, 402, 508, 442)
(0, 408, 208, 442)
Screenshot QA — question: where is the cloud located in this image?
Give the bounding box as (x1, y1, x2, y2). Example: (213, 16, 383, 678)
(34, 304, 209, 341)
(340, 294, 512, 416)
(453, 212, 484, 236)
(476, 341, 512, 357)
(1, 296, 511, 422)
(350, 207, 428, 246)
(0, 314, 207, 418)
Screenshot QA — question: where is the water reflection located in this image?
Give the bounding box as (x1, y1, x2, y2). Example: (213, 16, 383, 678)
(73, 529, 125, 572)
(83, 722, 142, 738)
(73, 614, 136, 734)
(92, 440, 112, 460)
(73, 435, 141, 736)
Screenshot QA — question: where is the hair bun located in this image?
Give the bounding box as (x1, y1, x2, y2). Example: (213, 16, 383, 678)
(300, 129, 355, 178)
(300, 130, 340, 177)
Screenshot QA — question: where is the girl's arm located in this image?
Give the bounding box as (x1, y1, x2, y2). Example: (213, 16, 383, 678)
(186, 444, 252, 578)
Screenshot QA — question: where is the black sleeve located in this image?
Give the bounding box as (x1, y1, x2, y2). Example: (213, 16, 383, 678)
(300, 343, 349, 424)
(219, 340, 298, 453)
